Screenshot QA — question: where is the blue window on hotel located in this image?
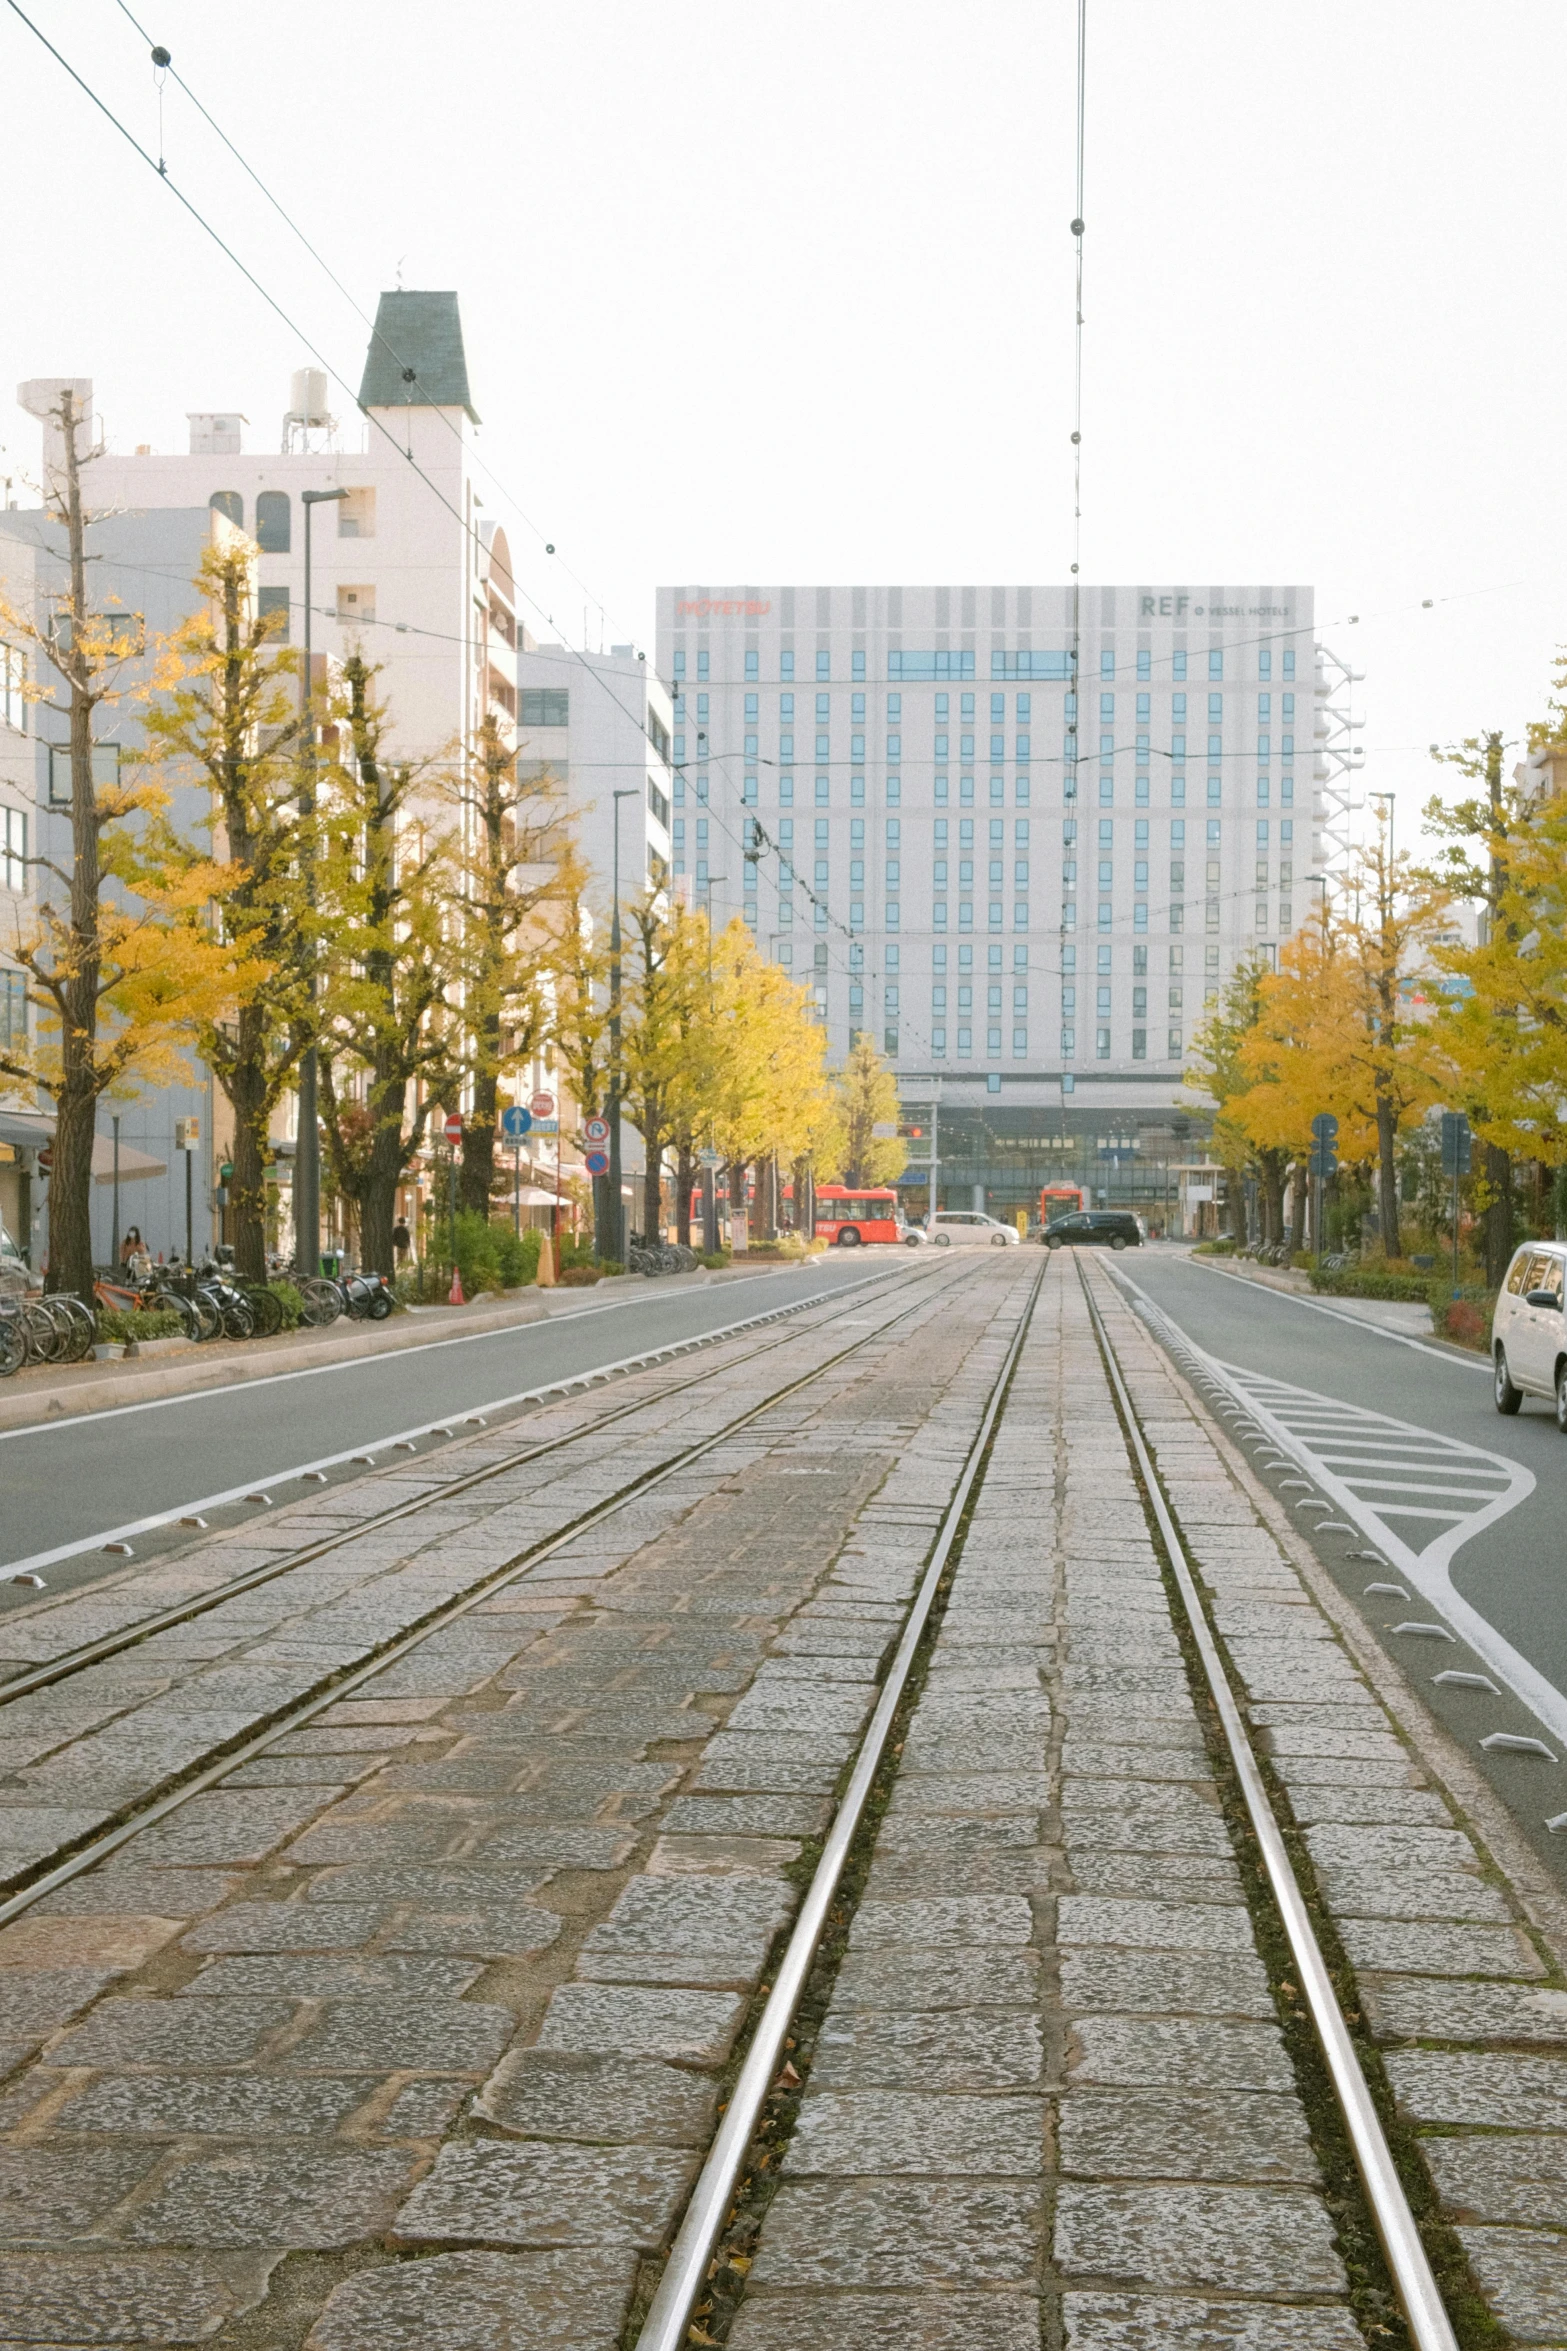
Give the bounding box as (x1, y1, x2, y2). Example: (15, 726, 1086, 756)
(1210, 650, 1223, 679)
(781, 651, 794, 679)
(1101, 651, 1115, 678)
(745, 652, 758, 679)
(817, 651, 830, 679)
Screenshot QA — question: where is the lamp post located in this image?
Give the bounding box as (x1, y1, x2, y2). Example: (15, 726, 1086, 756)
(295, 486, 347, 1277)
(607, 788, 640, 1265)
(699, 872, 727, 1253)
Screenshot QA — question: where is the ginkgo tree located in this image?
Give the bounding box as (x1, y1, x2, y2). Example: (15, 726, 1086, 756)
(0, 400, 234, 1296)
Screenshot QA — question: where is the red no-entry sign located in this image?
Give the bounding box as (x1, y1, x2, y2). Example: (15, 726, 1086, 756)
(443, 1113, 464, 1146)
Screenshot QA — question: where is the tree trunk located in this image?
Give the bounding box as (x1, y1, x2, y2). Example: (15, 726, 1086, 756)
(1376, 1090, 1402, 1259)
(360, 1083, 408, 1276)
(727, 1159, 749, 1252)
(642, 1116, 663, 1242)
(792, 1155, 812, 1236)
(1258, 1150, 1286, 1249)
(1288, 1162, 1308, 1256)
(458, 1074, 497, 1219)
(225, 1004, 273, 1280)
(676, 1140, 695, 1246)
(228, 1078, 267, 1282)
(46, 395, 101, 1301)
(1484, 1142, 1513, 1289)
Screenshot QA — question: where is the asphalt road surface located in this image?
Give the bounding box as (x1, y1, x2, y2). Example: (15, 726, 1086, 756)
(0, 1254, 911, 1595)
(1108, 1245, 1567, 1888)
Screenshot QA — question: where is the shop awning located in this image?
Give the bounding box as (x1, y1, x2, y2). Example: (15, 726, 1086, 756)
(0, 1110, 166, 1183)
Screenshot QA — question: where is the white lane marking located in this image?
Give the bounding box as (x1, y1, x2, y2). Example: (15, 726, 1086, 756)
(1188, 1256, 1491, 1373)
(0, 1264, 892, 1446)
(1103, 1262, 1567, 1750)
(0, 1266, 916, 1580)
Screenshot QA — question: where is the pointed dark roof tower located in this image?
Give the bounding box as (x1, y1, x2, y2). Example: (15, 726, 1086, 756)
(357, 290, 479, 423)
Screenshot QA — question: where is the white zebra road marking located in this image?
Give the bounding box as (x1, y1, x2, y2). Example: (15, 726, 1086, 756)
(1106, 1271, 1565, 1751)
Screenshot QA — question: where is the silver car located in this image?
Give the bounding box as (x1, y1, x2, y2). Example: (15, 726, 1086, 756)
(1492, 1243, 1567, 1427)
(926, 1211, 1022, 1249)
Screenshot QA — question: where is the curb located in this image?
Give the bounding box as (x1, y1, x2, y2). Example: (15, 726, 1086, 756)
(0, 1264, 800, 1432)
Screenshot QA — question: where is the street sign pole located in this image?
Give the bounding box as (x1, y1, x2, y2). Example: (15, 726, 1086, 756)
(514, 1145, 521, 1238)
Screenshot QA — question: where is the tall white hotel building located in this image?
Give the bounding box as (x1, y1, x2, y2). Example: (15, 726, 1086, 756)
(655, 584, 1318, 1217)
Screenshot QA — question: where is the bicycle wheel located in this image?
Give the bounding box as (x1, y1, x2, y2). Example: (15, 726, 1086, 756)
(53, 1296, 96, 1362)
(297, 1276, 345, 1327)
(190, 1291, 223, 1343)
(0, 1314, 23, 1378)
(245, 1285, 284, 1337)
(21, 1305, 61, 1365)
(221, 1297, 255, 1340)
(157, 1291, 201, 1343)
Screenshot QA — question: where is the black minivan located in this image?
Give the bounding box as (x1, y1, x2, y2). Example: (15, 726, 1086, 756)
(1043, 1210, 1142, 1251)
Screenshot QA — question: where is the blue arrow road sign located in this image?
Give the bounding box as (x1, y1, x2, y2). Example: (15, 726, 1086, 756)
(501, 1106, 532, 1140)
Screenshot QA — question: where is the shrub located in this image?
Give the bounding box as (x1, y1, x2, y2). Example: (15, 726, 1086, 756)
(452, 1210, 504, 1296)
(1308, 1267, 1432, 1302)
(1428, 1283, 1494, 1352)
(268, 1281, 304, 1331)
(698, 1250, 731, 1270)
(96, 1305, 185, 1345)
(558, 1263, 601, 1287)
(1193, 1238, 1242, 1256)
(492, 1225, 541, 1289)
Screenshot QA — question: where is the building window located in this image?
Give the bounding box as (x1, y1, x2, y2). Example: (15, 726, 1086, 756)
(521, 689, 569, 728)
(0, 644, 25, 733)
(1101, 651, 1115, 678)
(257, 587, 290, 642)
(1168, 1027, 1183, 1058)
(816, 651, 830, 680)
(698, 651, 710, 681)
(1012, 1027, 1027, 1057)
(673, 650, 686, 678)
(745, 651, 759, 680)
(1132, 1028, 1147, 1060)
(255, 491, 291, 553)
(0, 969, 24, 1051)
(337, 488, 375, 539)
(336, 584, 375, 625)
(1096, 1027, 1111, 1059)
(209, 490, 243, 527)
(1, 808, 25, 893)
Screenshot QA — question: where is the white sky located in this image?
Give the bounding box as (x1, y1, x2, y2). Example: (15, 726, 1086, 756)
(2, 0, 1563, 842)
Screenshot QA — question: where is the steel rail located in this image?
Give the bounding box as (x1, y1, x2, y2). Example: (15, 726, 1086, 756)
(1079, 1260, 1460, 2351)
(0, 1263, 919, 1709)
(634, 1256, 1047, 2351)
(0, 1260, 964, 1927)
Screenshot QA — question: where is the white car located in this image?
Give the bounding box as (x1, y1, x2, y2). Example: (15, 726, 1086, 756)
(1492, 1242, 1567, 1427)
(925, 1211, 1021, 1249)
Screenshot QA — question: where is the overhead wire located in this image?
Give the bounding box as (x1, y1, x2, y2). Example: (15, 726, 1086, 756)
(15, 0, 883, 1048)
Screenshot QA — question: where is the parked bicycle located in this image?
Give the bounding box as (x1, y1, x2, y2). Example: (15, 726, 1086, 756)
(627, 1234, 699, 1277)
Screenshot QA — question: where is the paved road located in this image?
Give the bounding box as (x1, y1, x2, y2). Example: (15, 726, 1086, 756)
(0, 1254, 913, 1592)
(1107, 1246, 1567, 1884)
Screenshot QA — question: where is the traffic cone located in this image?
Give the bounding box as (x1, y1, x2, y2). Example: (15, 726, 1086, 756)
(448, 1266, 465, 1305)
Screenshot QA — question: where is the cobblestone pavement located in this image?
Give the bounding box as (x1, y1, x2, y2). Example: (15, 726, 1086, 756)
(731, 1257, 1363, 2351)
(0, 1255, 1024, 2346)
(1085, 1264, 1567, 2348)
(0, 1247, 1559, 2348)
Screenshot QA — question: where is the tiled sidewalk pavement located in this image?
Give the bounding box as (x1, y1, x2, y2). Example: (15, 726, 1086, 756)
(0, 1261, 1029, 2349)
(1086, 1263, 1567, 2348)
(0, 1276, 947, 1891)
(730, 1257, 1364, 2350)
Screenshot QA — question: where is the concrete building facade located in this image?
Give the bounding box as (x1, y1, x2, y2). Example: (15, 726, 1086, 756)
(656, 582, 1325, 1217)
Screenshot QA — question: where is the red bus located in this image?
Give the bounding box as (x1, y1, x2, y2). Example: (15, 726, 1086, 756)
(815, 1186, 907, 1246)
(1040, 1183, 1084, 1225)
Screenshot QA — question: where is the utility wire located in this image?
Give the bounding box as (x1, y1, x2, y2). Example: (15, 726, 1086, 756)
(109, 0, 622, 650)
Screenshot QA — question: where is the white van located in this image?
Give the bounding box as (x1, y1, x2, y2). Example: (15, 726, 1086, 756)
(1492, 1243, 1567, 1427)
(926, 1211, 1021, 1249)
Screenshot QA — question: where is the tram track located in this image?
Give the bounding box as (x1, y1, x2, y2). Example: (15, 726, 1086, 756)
(640, 1253, 1468, 2351)
(0, 1257, 962, 1920)
(0, 1261, 916, 1710)
(1078, 1257, 1462, 2351)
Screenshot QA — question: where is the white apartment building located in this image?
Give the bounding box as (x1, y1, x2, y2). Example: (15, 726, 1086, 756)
(83, 291, 517, 769)
(515, 644, 673, 924)
(0, 295, 552, 1263)
(656, 584, 1322, 1121)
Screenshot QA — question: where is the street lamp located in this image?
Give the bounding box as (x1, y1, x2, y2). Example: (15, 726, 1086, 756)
(294, 485, 347, 1278)
(607, 787, 640, 1264)
(698, 874, 727, 1253)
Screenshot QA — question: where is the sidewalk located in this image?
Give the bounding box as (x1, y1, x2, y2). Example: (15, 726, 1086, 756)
(0, 1262, 783, 1434)
(1193, 1252, 1435, 1337)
